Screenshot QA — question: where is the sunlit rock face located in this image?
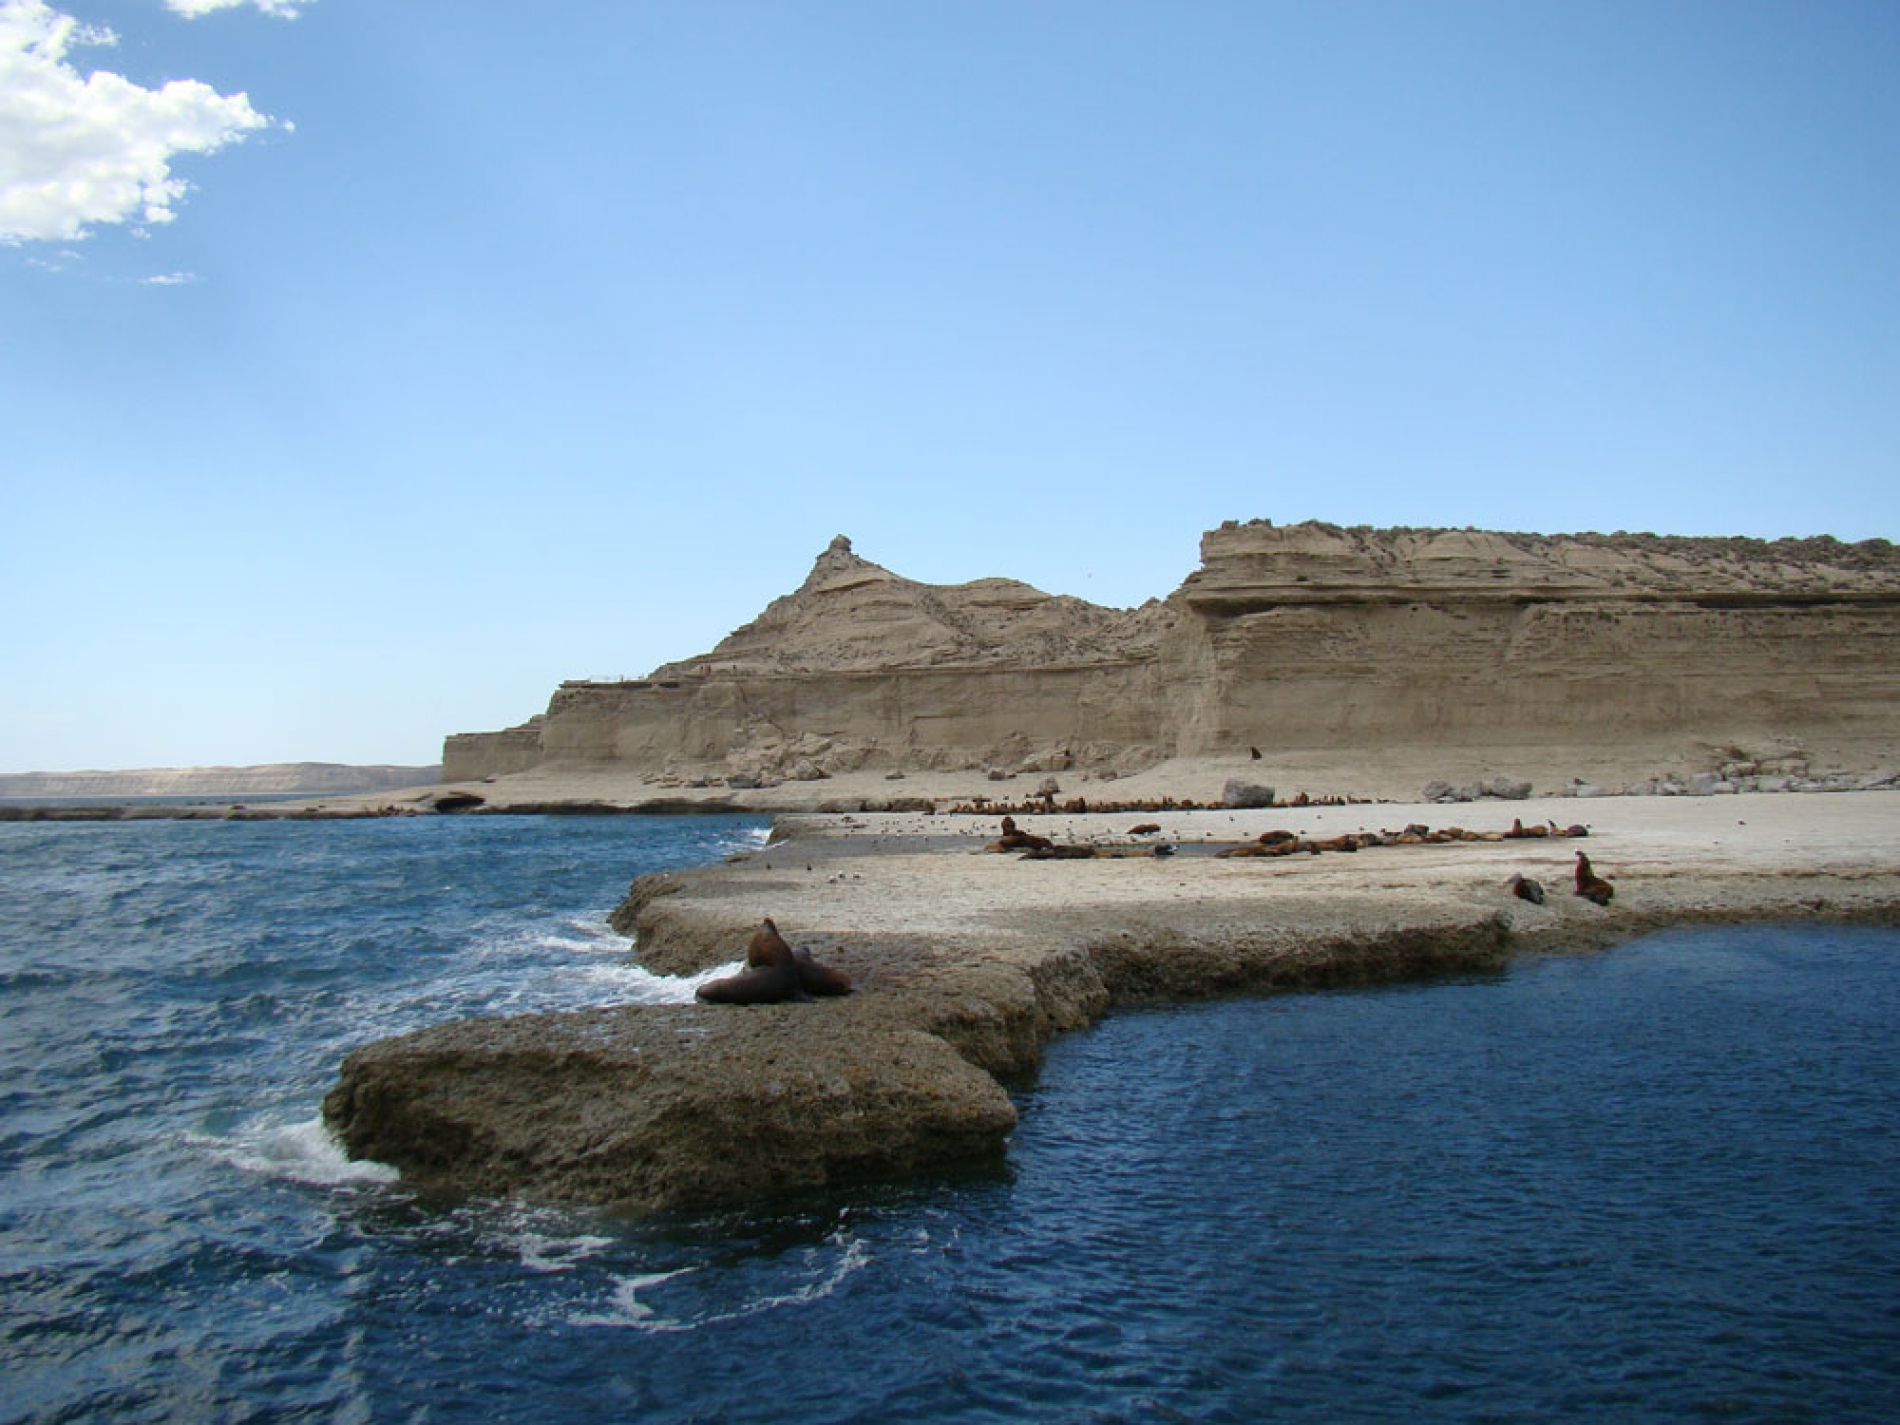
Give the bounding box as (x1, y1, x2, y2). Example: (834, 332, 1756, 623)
(442, 522, 1900, 785)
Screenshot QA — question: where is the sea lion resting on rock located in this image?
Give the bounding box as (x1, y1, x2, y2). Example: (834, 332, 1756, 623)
(1574, 852, 1615, 906)
(986, 814, 1054, 853)
(695, 918, 853, 1004)
(791, 945, 853, 996)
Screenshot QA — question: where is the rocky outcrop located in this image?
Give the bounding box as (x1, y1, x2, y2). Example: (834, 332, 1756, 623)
(442, 523, 1900, 790)
(321, 1002, 1016, 1209)
(323, 872, 1519, 1210)
(321, 795, 1900, 1210)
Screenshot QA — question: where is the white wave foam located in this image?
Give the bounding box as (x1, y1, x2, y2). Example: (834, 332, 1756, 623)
(197, 1116, 399, 1186)
(535, 924, 626, 955)
(517, 1231, 617, 1274)
(568, 1234, 870, 1334)
(569, 958, 744, 1006)
(568, 1267, 697, 1330)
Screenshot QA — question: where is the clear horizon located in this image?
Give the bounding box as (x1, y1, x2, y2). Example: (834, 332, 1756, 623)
(5, 0, 1897, 773)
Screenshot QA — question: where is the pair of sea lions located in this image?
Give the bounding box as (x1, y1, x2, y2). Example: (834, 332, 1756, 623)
(1509, 854, 1614, 908)
(1216, 829, 1374, 858)
(694, 918, 855, 1005)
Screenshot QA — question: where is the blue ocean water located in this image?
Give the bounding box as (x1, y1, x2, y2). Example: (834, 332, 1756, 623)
(2, 816, 1897, 1423)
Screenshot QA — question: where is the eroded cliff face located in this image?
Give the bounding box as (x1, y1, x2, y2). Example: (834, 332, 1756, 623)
(1165, 522, 1900, 765)
(442, 523, 1900, 786)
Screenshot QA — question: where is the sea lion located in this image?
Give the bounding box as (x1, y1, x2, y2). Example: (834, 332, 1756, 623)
(986, 815, 1055, 853)
(748, 916, 796, 968)
(696, 918, 847, 1004)
(1216, 838, 1301, 858)
(1509, 873, 1546, 905)
(792, 945, 853, 996)
(695, 957, 801, 1005)
(1574, 851, 1615, 906)
(1128, 822, 1162, 836)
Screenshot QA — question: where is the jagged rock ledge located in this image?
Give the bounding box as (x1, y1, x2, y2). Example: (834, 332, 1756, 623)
(321, 794, 1900, 1212)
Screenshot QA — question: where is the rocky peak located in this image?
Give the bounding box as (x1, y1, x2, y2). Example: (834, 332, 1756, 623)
(653, 538, 1171, 677)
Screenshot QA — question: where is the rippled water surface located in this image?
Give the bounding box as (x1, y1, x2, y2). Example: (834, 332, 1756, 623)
(3, 816, 1897, 1422)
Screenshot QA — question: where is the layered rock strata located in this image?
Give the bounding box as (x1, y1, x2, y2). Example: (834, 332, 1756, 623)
(443, 524, 1900, 789)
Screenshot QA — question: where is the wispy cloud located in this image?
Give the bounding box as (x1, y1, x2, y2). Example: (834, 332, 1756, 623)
(0, 0, 278, 244)
(166, 0, 309, 17)
(139, 271, 199, 285)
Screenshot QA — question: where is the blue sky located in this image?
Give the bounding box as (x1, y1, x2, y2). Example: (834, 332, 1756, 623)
(4, 0, 1897, 772)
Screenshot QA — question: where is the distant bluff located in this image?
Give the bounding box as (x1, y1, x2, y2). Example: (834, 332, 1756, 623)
(442, 522, 1900, 789)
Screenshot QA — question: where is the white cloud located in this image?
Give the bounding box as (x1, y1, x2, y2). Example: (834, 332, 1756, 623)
(140, 270, 198, 285)
(0, 0, 276, 244)
(166, 0, 308, 17)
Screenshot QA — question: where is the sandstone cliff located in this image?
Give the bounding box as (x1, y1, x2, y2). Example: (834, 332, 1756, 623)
(443, 523, 1900, 791)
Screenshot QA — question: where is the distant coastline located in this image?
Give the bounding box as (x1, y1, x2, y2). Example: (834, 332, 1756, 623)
(0, 762, 440, 802)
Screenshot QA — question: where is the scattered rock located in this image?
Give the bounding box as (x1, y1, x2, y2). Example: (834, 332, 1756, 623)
(1222, 779, 1277, 809)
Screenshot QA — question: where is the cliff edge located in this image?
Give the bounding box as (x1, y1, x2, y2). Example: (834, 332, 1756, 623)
(442, 521, 1900, 795)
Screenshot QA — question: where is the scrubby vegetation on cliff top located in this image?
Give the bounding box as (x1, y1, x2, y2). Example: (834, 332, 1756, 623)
(1221, 518, 1897, 570)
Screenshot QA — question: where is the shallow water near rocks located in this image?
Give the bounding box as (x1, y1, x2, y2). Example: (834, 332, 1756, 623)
(2, 816, 1896, 1422)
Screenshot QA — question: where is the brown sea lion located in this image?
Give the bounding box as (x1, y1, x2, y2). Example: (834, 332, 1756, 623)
(1574, 851, 1615, 906)
(1216, 839, 1300, 858)
(695, 958, 801, 1005)
(1128, 822, 1162, 836)
(696, 918, 845, 1004)
(792, 945, 853, 996)
(1509, 873, 1546, 905)
(986, 815, 1055, 853)
(748, 916, 796, 968)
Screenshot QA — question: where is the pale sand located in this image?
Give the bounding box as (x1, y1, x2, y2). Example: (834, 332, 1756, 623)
(619, 791, 1900, 983)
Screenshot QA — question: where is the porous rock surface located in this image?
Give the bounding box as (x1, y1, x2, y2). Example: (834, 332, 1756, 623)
(321, 1004, 1014, 1208)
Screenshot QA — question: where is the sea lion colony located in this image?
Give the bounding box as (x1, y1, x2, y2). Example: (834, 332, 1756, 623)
(694, 818, 1615, 1008)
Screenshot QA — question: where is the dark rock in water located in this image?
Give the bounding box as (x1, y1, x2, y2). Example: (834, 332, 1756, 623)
(321, 1005, 1014, 1210)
